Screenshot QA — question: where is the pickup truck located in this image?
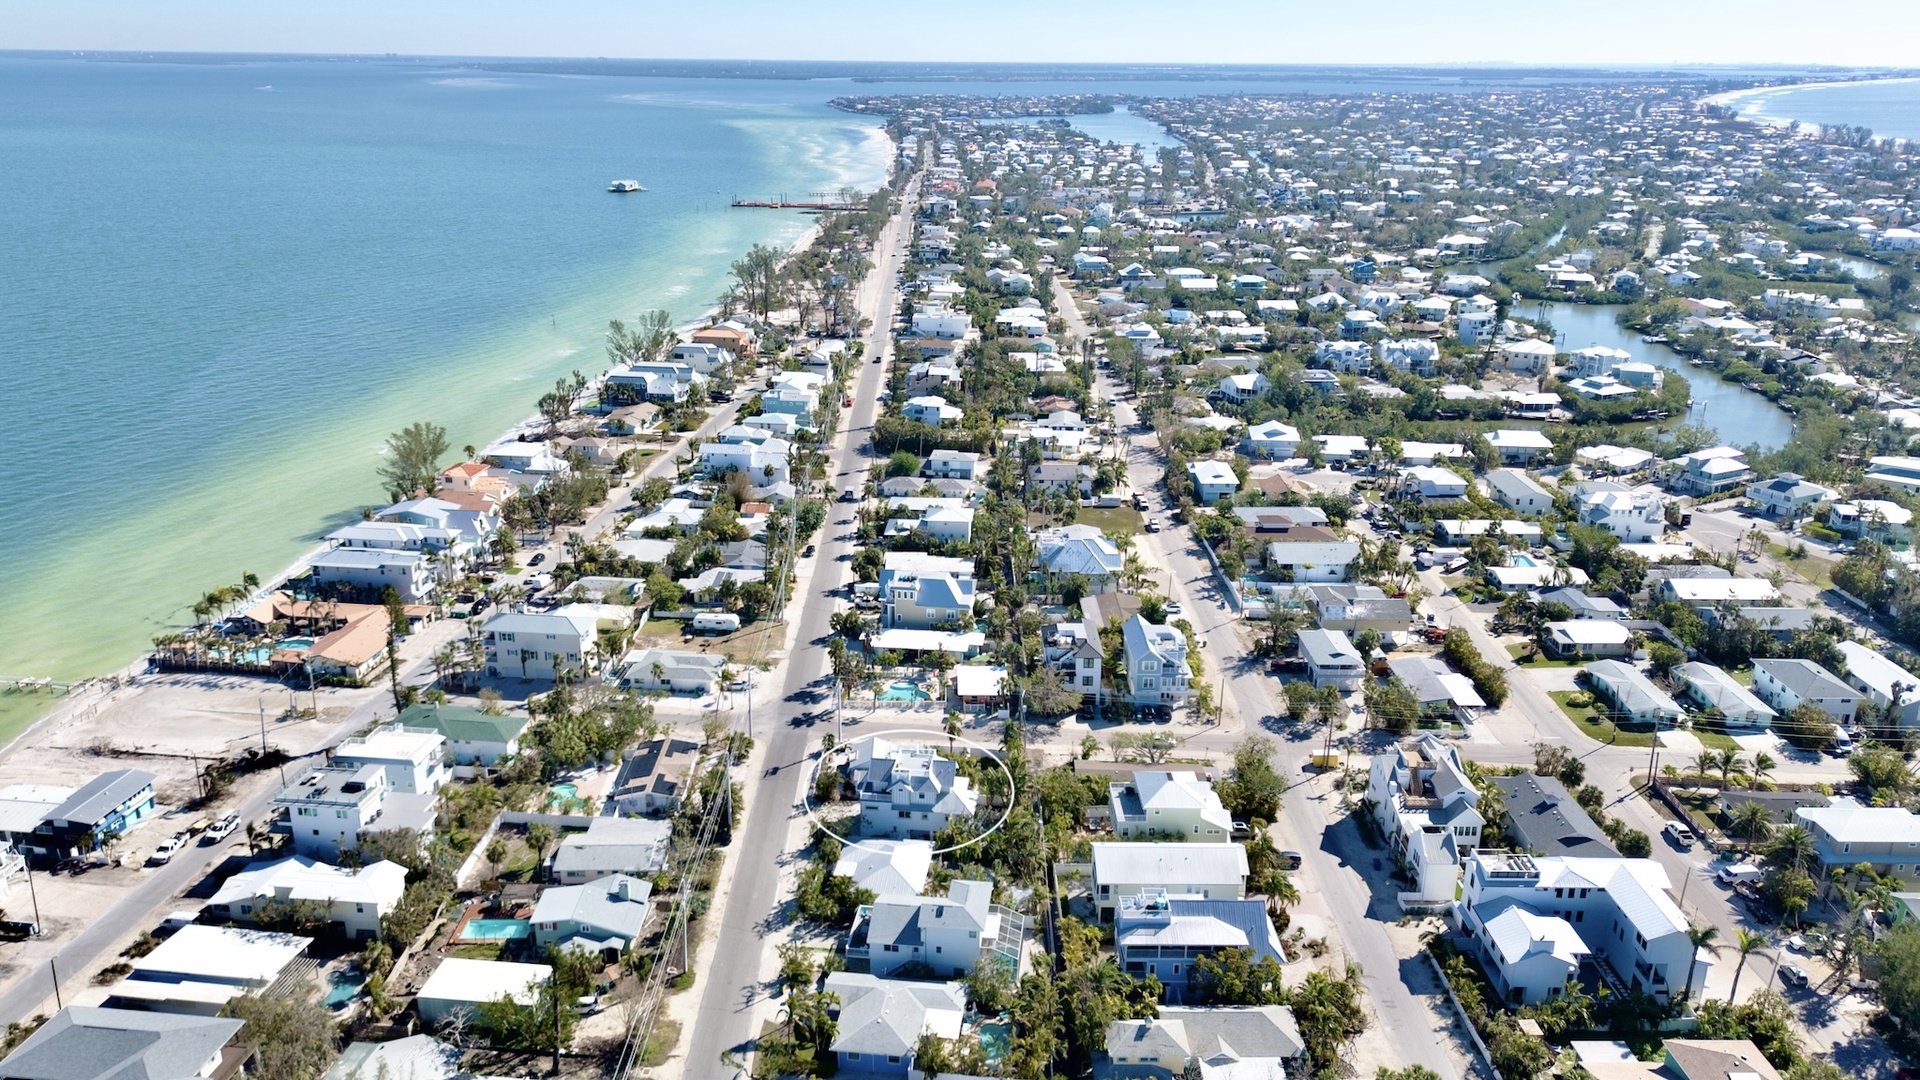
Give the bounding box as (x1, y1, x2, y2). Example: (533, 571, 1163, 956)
(148, 834, 189, 865)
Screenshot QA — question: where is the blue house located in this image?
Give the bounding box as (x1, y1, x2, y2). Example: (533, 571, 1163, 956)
(37, 769, 156, 864)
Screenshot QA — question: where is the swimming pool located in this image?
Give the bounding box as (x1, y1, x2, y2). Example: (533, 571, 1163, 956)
(1508, 554, 1537, 568)
(324, 970, 365, 1009)
(463, 917, 532, 941)
(547, 783, 580, 808)
(274, 637, 316, 651)
(877, 682, 929, 702)
(977, 1019, 1013, 1060)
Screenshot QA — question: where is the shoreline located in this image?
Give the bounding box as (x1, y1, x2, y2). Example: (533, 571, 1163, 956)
(0, 202, 851, 762)
(1701, 76, 1920, 141)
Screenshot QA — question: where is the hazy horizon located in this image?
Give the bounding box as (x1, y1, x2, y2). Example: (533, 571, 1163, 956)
(5, 0, 1919, 69)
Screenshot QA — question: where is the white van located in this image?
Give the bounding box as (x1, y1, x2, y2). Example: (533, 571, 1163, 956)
(690, 612, 741, 635)
(1717, 862, 1764, 886)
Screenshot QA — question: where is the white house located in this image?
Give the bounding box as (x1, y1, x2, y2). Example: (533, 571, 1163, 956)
(414, 958, 549, 1028)
(1108, 770, 1233, 841)
(903, 395, 965, 427)
(832, 839, 934, 897)
(1583, 660, 1686, 727)
(1245, 420, 1302, 460)
(1121, 615, 1192, 707)
(1090, 841, 1249, 918)
(1403, 465, 1469, 503)
(1103, 1007, 1305, 1078)
(333, 723, 448, 795)
(1379, 338, 1439, 376)
(393, 703, 527, 767)
(481, 608, 603, 681)
(1265, 539, 1360, 583)
(1484, 429, 1554, 465)
(550, 817, 672, 885)
(1578, 488, 1667, 543)
(698, 429, 791, 484)
(1834, 640, 1920, 728)
(1746, 473, 1837, 520)
(1367, 735, 1484, 908)
(1187, 460, 1240, 505)
(1675, 662, 1778, 730)
(923, 449, 984, 481)
(1461, 852, 1711, 1005)
(847, 737, 979, 840)
(307, 549, 439, 603)
(1752, 658, 1861, 726)
(1485, 469, 1553, 515)
(616, 648, 727, 695)
(1795, 798, 1920, 885)
(846, 879, 1021, 979)
(1314, 340, 1374, 373)
(206, 856, 407, 941)
(1544, 620, 1633, 660)
(1218, 372, 1270, 404)
(1298, 628, 1364, 691)
(273, 764, 435, 862)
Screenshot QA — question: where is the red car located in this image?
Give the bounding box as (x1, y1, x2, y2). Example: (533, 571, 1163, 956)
(843, 396, 854, 407)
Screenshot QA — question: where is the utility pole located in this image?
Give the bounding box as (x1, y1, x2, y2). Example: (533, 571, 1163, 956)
(24, 864, 43, 931)
(48, 956, 61, 1011)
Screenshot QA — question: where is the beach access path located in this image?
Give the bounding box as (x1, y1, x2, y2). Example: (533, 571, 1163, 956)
(674, 175, 921, 1080)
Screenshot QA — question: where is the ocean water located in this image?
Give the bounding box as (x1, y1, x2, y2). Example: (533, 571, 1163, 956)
(1733, 77, 1920, 142)
(0, 56, 890, 738)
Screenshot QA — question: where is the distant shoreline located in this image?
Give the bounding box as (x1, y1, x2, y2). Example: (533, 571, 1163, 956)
(1702, 76, 1920, 140)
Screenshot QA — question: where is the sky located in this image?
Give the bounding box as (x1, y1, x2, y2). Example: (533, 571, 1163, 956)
(3, 0, 1917, 68)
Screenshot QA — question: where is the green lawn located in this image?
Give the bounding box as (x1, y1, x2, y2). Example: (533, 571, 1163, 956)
(1551, 690, 1656, 747)
(1078, 506, 1144, 536)
(1507, 643, 1578, 667)
(1691, 728, 1741, 751)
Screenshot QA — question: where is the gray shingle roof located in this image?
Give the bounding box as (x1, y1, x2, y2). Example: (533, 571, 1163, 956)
(0, 1008, 241, 1080)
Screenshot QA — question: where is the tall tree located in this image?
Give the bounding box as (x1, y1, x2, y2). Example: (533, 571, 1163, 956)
(377, 421, 450, 500)
(224, 990, 339, 1080)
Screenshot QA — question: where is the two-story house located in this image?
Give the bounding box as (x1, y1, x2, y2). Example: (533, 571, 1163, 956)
(1108, 770, 1234, 841)
(481, 609, 602, 681)
(333, 723, 447, 796)
(273, 763, 436, 862)
(1121, 615, 1192, 707)
(1114, 892, 1286, 1001)
(877, 552, 976, 630)
(1460, 851, 1710, 1005)
(847, 737, 979, 840)
(1795, 798, 1920, 886)
(1752, 658, 1862, 726)
(1367, 735, 1484, 908)
(845, 879, 1023, 978)
(1089, 841, 1248, 919)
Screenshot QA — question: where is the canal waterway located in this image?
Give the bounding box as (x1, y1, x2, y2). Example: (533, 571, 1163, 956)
(1523, 300, 1796, 452)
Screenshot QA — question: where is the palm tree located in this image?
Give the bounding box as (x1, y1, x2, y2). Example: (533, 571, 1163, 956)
(1717, 751, 1749, 788)
(1682, 925, 1722, 1002)
(1768, 824, 1818, 874)
(525, 823, 555, 881)
(943, 711, 964, 755)
(1727, 929, 1768, 1003)
(1750, 752, 1776, 789)
(1728, 801, 1775, 846)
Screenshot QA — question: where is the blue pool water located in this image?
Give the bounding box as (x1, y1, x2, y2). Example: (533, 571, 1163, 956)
(548, 783, 580, 808)
(1509, 554, 1537, 568)
(324, 970, 365, 1008)
(275, 636, 316, 651)
(978, 1020, 1013, 1060)
(463, 918, 532, 941)
(877, 682, 929, 702)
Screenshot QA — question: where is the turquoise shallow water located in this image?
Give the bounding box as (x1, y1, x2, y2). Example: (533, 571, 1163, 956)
(0, 56, 890, 713)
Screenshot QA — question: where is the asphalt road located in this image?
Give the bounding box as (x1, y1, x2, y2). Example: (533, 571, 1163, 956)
(683, 179, 918, 1079)
(1059, 281, 1467, 1080)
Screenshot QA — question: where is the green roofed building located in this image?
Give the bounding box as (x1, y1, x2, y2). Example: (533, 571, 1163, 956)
(394, 703, 527, 766)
